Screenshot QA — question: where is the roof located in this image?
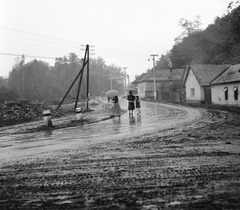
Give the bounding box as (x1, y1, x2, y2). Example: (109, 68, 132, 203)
(184, 64, 230, 86)
(132, 72, 151, 83)
(211, 64, 240, 85)
(132, 69, 185, 83)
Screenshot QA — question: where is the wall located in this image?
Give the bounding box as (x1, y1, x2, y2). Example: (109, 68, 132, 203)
(137, 81, 160, 98)
(137, 82, 148, 98)
(185, 69, 203, 102)
(212, 82, 240, 105)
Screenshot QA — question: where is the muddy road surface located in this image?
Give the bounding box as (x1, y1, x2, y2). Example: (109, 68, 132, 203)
(0, 101, 240, 209)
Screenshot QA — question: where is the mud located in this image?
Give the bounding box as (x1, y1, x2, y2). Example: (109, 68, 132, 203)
(0, 102, 240, 209)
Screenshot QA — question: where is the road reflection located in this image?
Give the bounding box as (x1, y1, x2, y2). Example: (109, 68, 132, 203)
(0, 101, 201, 162)
(136, 115, 142, 123)
(112, 117, 121, 134)
(43, 129, 53, 137)
(129, 116, 136, 125)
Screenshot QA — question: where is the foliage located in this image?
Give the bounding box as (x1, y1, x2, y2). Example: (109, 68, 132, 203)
(0, 76, 8, 87)
(0, 86, 17, 104)
(155, 54, 172, 69)
(0, 76, 18, 103)
(168, 5, 240, 68)
(169, 82, 184, 92)
(228, 0, 240, 12)
(7, 53, 125, 103)
(175, 16, 202, 43)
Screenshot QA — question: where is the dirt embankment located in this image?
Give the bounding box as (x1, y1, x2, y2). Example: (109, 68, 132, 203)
(0, 100, 121, 136)
(0, 100, 63, 127)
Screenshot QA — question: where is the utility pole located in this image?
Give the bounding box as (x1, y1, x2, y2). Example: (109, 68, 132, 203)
(123, 67, 127, 93)
(56, 44, 91, 111)
(80, 45, 95, 110)
(150, 54, 158, 100)
(20, 54, 25, 98)
(110, 76, 113, 90)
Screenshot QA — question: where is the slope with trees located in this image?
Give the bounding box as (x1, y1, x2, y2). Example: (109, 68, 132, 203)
(169, 5, 240, 68)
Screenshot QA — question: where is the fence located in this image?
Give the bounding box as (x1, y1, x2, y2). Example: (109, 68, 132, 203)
(157, 90, 186, 103)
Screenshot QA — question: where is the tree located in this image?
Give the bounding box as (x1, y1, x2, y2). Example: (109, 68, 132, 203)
(0, 86, 17, 103)
(175, 16, 202, 43)
(0, 76, 8, 88)
(6, 52, 125, 103)
(0, 76, 18, 103)
(227, 0, 240, 12)
(155, 53, 172, 69)
(170, 5, 240, 67)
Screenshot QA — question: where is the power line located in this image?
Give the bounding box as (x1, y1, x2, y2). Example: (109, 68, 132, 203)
(0, 26, 94, 56)
(0, 29, 83, 54)
(1, 35, 80, 54)
(128, 60, 147, 68)
(0, 32, 80, 49)
(0, 52, 56, 60)
(0, 25, 85, 46)
(0, 26, 97, 61)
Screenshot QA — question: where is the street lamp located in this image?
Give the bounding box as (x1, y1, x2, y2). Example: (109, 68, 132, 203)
(150, 54, 158, 100)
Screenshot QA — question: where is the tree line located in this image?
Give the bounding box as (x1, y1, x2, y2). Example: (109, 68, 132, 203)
(0, 53, 125, 104)
(156, 5, 240, 69)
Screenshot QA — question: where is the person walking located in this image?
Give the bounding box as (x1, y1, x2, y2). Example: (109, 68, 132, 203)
(127, 91, 135, 116)
(111, 95, 121, 117)
(135, 95, 141, 115)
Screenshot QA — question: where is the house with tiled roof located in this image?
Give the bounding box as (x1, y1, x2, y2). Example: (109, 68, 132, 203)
(183, 64, 230, 104)
(211, 64, 240, 105)
(132, 68, 185, 99)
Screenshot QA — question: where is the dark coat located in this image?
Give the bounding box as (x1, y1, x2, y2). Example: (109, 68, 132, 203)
(127, 94, 135, 110)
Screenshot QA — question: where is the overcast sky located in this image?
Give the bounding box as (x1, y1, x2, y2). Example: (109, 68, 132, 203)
(0, 0, 230, 81)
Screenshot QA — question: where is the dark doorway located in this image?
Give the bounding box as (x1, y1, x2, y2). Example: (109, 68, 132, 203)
(205, 86, 212, 104)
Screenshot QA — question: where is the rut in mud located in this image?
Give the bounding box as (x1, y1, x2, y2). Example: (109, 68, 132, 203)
(0, 104, 240, 209)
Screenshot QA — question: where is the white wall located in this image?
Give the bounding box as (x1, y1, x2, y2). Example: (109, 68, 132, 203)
(212, 83, 240, 105)
(137, 82, 147, 98)
(185, 69, 203, 102)
(137, 81, 168, 98)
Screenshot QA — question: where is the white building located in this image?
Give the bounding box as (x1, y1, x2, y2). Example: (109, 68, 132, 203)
(211, 64, 240, 105)
(183, 65, 230, 104)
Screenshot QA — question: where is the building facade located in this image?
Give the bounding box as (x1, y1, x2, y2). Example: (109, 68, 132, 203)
(183, 64, 230, 104)
(211, 64, 240, 105)
(133, 69, 185, 99)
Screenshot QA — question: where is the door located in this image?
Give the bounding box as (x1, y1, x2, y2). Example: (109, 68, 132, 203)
(205, 86, 212, 104)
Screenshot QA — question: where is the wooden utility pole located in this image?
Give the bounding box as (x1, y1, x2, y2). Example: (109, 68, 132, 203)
(150, 54, 158, 100)
(75, 45, 89, 109)
(86, 45, 90, 110)
(56, 44, 90, 111)
(123, 67, 127, 93)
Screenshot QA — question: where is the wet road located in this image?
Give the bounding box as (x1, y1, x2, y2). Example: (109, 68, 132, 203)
(0, 101, 201, 163)
(1, 102, 240, 209)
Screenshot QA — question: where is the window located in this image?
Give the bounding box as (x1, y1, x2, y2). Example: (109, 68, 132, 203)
(224, 87, 228, 100)
(233, 86, 238, 100)
(190, 88, 195, 97)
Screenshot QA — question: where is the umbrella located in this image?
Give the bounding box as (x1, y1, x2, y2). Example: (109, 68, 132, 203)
(105, 90, 119, 98)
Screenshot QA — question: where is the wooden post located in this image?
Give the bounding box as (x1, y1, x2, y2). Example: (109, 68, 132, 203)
(86, 45, 90, 110)
(56, 63, 87, 110)
(56, 44, 91, 111)
(75, 45, 89, 109)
